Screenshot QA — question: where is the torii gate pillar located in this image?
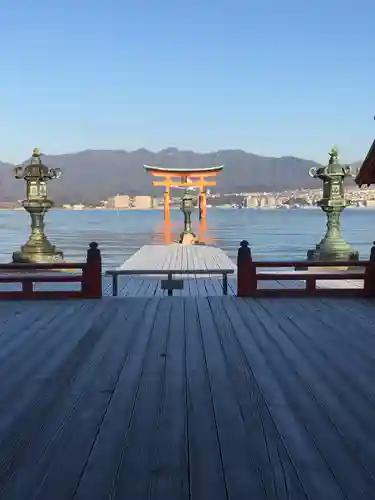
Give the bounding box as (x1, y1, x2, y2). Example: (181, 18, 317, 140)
(198, 188, 207, 220)
(163, 188, 170, 221)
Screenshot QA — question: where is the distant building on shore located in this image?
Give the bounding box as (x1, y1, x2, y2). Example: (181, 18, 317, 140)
(107, 194, 131, 209)
(245, 195, 259, 208)
(131, 195, 154, 209)
(62, 203, 85, 210)
(107, 194, 154, 209)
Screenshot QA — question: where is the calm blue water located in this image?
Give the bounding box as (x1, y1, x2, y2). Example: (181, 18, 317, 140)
(1, 208, 374, 270)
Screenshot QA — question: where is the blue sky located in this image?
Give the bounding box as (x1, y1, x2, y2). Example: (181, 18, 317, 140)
(0, 0, 374, 164)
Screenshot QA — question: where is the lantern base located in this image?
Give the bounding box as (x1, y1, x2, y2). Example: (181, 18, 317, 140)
(12, 242, 64, 264)
(307, 242, 359, 263)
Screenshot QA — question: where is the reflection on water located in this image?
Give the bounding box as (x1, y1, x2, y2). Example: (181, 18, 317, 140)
(0, 208, 374, 270)
(152, 217, 214, 246)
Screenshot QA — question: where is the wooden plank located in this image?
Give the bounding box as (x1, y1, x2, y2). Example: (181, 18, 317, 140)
(220, 297, 345, 499)
(184, 298, 227, 499)
(195, 277, 211, 297)
(252, 288, 365, 298)
(0, 300, 151, 499)
(209, 277, 226, 296)
(208, 297, 307, 499)
(90, 298, 172, 498)
(0, 303, 90, 402)
(278, 299, 375, 402)
(196, 297, 268, 498)
(119, 276, 144, 297)
(259, 298, 375, 459)
(0, 290, 87, 300)
(0, 301, 112, 493)
(101, 276, 113, 296)
(71, 299, 171, 499)
(257, 273, 364, 280)
(114, 278, 239, 298)
(202, 277, 219, 296)
(186, 276, 199, 296)
(227, 277, 237, 295)
(147, 298, 189, 500)
(133, 278, 156, 297)
(320, 296, 375, 321)
(240, 298, 375, 498)
(45, 298, 160, 500)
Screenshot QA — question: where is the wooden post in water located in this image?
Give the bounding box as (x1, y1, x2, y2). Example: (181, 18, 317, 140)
(164, 187, 171, 221)
(82, 242, 102, 298)
(237, 240, 256, 297)
(199, 180, 206, 220)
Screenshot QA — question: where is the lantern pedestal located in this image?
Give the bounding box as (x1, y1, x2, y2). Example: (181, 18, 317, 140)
(12, 200, 63, 263)
(307, 205, 358, 262)
(307, 245, 359, 262)
(12, 247, 63, 264)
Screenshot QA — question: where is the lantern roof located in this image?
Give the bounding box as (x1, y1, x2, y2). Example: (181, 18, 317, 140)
(16, 148, 61, 180)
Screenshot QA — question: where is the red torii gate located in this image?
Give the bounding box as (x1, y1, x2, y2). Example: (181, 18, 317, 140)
(143, 165, 224, 221)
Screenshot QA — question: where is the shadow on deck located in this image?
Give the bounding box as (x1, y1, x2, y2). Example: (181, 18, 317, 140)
(1, 296, 375, 499)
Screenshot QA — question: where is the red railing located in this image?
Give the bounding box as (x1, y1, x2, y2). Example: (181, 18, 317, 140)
(0, 242, 102, 300)
(237, 241, 375, 297)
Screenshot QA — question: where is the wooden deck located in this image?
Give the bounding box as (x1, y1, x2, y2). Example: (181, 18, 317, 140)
(1, 296, 375, 499)
(101, 275, 364, 296)
(117, 244, 236, 277)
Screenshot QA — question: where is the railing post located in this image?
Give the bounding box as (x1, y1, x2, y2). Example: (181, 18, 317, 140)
(364, 242, 375, 297)
(82, 242, 102, 298)
(237, 240, 256, 297)
(305, 276, 316, 294)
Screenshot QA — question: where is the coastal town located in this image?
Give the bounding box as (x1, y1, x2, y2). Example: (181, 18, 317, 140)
(55, 184, 375, 210)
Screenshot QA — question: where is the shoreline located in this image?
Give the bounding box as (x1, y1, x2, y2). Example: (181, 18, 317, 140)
(0, 206, 375, 211)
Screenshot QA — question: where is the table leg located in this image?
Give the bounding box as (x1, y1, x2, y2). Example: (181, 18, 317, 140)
(112, 275, 118, 296)
(223, 274, 228, 295)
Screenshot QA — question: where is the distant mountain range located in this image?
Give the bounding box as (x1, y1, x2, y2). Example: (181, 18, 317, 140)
(0, 148, 360, 205)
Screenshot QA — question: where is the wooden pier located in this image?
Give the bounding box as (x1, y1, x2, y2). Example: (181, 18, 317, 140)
(1, 296, 375, 499)
(104, 244, 365, 297)
(107, 244, 236, 296)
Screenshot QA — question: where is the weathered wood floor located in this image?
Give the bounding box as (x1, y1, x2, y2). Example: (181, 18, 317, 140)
(102, 276, 364, 296)
(1, 296, 375, 499)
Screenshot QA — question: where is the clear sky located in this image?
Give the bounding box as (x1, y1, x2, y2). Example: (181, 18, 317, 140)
(0, 0, 374, 164)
